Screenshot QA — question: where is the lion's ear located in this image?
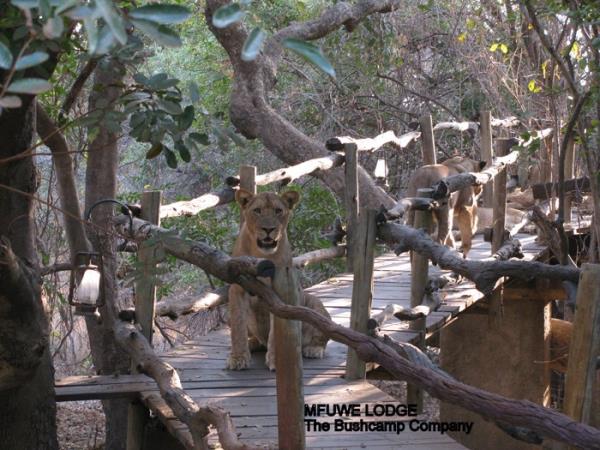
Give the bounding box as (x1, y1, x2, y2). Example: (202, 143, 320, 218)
(236, 189, 254, 209)
(280, 190, 300, 210)
(478, 160, 487, 171)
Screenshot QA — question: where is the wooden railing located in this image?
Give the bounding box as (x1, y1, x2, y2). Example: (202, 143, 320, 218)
(114, 111, 600, 450)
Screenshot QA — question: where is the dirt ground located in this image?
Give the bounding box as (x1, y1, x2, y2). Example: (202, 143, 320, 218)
(57, 401, 105, 450)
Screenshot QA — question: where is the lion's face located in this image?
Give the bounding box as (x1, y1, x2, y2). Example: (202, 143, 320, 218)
(236, 190, 300, 256)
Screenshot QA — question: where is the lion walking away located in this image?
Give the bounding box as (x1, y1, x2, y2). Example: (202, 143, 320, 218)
(227, 189, 330, 371)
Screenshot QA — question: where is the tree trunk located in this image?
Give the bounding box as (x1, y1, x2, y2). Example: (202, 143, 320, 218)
(84, 60, 129, 450)
(0, 99, 59, 449)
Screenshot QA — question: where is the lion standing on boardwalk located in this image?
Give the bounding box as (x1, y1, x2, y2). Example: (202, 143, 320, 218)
(227, 189, 330, 371)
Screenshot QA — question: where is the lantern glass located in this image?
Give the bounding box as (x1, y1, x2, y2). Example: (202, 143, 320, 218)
(374, 158, 388, 179)
(76, 265, 101, 305)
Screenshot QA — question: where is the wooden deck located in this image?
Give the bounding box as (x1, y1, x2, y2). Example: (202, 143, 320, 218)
(56, 233, 545, 449)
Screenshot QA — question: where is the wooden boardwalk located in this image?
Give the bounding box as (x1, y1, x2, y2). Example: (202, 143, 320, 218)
(56, 233, 545, 449)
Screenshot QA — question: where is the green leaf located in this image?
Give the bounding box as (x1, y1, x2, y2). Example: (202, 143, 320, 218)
(0, 96, 22, 108)
(178, 105, 194, 129)
(189, 132, 210, 145)
(95, 0, 127, 45)
(38, 0, 50, 18)
(10, 0, 37, 9)
(131, 19, 182, 47)
(65, 5, 94, 19)
(0, 41, 13, 70)
(129, 4, 191, 24)
(164, 147, 178, 168)
(7, 78, 52, 94)
(175, 141, 191, 162)
(489, 43, 499, 52)
(212, 3, 245, 28)
(283, 38, 336, 78)
(146, 142, 163, 159)
(15, 51, 49, 70)
(156, 98, 182, 115)
(55, 0, 78, 15)
(499, 43, 508, 54)
(241, 27, 266, 61)
(84, 17, 99, 54)
(94, 26, 117, 55)
(42, 16, 64, 39)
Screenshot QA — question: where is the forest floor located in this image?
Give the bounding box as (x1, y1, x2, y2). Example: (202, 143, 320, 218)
(57, 401, 105, 450)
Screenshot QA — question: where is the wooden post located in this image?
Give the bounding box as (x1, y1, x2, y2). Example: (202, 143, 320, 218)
(492, 139, 510, 253)
(345, 209, 377, 380)
(344, 143, 359, 272)
(127, 190, 161, 450)
(273, 265, 305, 450)
(407, 187, 433, 412)
(419, 114, 436, 165)
(480, 110, 494, 208)
(563, 264, 600, 441)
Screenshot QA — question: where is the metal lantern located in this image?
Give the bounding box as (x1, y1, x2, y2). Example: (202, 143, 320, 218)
(68, 251, 104, 316)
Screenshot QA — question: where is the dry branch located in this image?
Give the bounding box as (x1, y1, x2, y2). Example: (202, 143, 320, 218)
(432, 149, 519, 200)
(386, 197, 439, 219)
(491, 116, 520, 128)
(433, 121, 478, 133)
(114, 320, 264, 450)
(325, 130, 421, 152)
(111, 216, 600, 448)
(155, 286, 229, 320)
(159, 187, 236, 219)
(293, 245, 346, 268)
(377, 222, 579, 295)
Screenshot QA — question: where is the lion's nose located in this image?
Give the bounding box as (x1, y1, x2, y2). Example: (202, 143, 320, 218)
(263, 227, 275, 235)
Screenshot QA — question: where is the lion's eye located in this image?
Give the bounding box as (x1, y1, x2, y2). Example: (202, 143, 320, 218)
(275, 208, 283, 215)
(253, 208, 261, 214)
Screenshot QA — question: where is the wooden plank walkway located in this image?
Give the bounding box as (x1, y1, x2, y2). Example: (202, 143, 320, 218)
(56, 233, 545, 449)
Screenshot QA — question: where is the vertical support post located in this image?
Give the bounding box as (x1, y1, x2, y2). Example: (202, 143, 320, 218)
(563, 137, 575, 225)
(345, 209, 377, 380)
(480, 110, 494, 208)
(563, 264, 600, 442)
(127, 190, 161, 450)
(419, 114, 436, 165)
(407, 188, 433, 412)
(492, 139, 510, 253)
(273, 266, 305, 450)
(344, 143, 359, 273)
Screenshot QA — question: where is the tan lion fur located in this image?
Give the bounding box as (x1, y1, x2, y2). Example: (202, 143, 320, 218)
(226, 189, 330, 371)
(406, 156, 486, 257)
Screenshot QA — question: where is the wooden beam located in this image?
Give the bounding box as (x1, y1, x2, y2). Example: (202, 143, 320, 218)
(344, 143, 359, 272)
(128, 189, 161, 450)
(492, 139, 510, 253)
(408, 188, 432, 412)
(273, 265, 305, 450)
(479, 110, 494, 207)
(345, 209, 377, 380)
(292, 245, 345, 268)
(419, 115, 436, 165)
(564, 264, 600, 433)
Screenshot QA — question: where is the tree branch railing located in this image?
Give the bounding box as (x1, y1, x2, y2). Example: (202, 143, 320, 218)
(112, 215, 599, 449)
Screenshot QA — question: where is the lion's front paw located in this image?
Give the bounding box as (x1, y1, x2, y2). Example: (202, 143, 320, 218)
(226, 352, 251, 370)
(265, 351, 276, 371)
(302, 346, 325, 359)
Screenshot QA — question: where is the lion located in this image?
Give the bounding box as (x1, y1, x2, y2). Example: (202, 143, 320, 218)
(226, 189, 330, 371)
(406, 156, 486, 257)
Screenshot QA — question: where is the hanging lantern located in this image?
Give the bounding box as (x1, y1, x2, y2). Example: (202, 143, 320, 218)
(374, 156, 389, 188)
(68, 252, 104, 316)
